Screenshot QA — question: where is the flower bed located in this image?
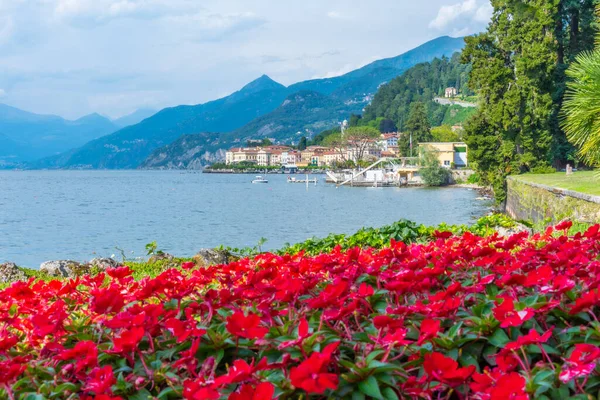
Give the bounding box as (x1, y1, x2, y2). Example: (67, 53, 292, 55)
(1, 221, 600, 399)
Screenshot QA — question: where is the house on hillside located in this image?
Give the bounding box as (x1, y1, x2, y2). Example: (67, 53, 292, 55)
(445, 87, 458, 98)
(418, 142, 468, 168)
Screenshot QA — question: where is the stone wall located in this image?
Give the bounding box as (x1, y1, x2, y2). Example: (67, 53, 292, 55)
(505, 177, 600, 224)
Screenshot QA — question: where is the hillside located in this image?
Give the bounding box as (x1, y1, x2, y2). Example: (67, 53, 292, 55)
(362, 52, 473, 130)
(113, 108, 157, 128)
(0, 104, 119, 165)
(34, 36, 466, 170)
(288, 36, 466, 101)
(140, 133, 223, 169)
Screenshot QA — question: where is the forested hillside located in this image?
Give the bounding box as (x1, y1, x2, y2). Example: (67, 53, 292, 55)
(362, 53, 473, 130)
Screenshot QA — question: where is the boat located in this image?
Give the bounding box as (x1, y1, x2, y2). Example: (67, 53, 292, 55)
(252, 175, 268, 184)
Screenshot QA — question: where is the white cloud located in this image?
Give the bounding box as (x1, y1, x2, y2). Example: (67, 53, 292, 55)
(429, 0, 491, 30)
(0, 89, 6, 98)
(327, 11, 349, 20)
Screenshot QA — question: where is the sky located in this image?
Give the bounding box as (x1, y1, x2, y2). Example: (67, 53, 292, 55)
(0, 0, 492, 120)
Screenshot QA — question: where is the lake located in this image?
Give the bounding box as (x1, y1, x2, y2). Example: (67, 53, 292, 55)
(0, 171, 491, 268)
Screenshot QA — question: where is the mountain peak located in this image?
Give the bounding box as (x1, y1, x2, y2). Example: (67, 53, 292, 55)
(239, 74, 286, 94)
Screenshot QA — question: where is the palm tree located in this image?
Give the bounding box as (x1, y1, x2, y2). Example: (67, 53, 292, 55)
(561, 10, 600, 168)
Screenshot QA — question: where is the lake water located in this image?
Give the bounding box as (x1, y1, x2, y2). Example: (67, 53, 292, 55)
(0, 171, 491, 268)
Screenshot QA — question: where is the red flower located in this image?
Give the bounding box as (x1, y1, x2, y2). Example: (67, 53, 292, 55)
(493, 297, 534, 328)
(504, 329, 552, 351)
(357, 283, 374, 297)
(559, 344, 600, 383)
(417, 319, 441, 345)
(84, 365, 116, 395)
(57, 340, 98, 373)
(90, 285, 126, 315)
(555, 220, 573, 231)
(112, 327, 145, 353)
(423, 352, 475, 386)
(229, 382, 274, 400)
(569, 290, 600, 315)
(226, 311, 269, 339)
(183, 378, 220, 400)
(165, 318, 206, 343)
(182, 261, 196, 270)
(290, 342, 339, 394)
(471, 370, 527, 400)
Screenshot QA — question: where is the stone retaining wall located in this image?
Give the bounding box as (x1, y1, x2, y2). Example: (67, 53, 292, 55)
(505, 177, 600, 224)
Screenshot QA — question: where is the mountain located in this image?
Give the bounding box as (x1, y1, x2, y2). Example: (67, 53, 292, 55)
(37, 36, 466, 169)
(0, 104, 119, 164)
(287, 36, 466, 101)
(140, 133, 224, 169)
(47, 75, 288, 169)
(113, 108, 157, 128)
(223, 90, 352, 143)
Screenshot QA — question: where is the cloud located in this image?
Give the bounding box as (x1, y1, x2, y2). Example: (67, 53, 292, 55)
(429, 0, 491, 31)
(0, 89, 6, 98)
(53, 0, 198, 26)
(0, 16, 15, 46)
(327, 11, 348, 20)
(164, 12, 266, 43)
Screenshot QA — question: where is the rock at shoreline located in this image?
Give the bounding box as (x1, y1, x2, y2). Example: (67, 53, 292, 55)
(193, 248, 236, 267)
(40, 260, 90, 278)
(0, 262, 27, 284)
(89, 258, 120, 270)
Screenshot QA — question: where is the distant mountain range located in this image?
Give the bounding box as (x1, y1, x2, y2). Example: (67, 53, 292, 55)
(19, 35, 465, 169)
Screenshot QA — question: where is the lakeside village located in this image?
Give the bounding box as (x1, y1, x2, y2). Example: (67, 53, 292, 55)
(209, 123, 470, 187)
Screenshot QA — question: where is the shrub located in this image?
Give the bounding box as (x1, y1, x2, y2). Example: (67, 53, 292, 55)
(2, 222, 600, 399)
(530, 164, 557, 174)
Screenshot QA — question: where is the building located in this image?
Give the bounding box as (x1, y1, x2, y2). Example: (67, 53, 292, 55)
(418, 142, 468, 168)
(445, 87, 458, 98)
(322, 151, 345, 166)
(225, 147, 260, 165)
(380, 133, 398, 151)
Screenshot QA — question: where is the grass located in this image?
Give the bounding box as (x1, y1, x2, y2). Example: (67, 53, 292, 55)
(515, 171, 600, 196)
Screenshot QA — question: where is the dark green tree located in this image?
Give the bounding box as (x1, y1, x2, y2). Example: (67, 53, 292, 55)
(462, 0, 597, 202)
(379, 119, 397, 133)
(349, 114, 362, 127)
(399, 103, 433, 156)
(298, 136, 308, 151)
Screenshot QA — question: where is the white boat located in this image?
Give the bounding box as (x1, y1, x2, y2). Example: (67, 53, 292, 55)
(252, 175, 268, 184)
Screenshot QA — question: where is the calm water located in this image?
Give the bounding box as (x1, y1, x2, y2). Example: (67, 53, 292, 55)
(0, 171, 491, 268)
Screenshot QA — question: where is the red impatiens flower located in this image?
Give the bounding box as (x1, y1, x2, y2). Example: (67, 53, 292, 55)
(226, 311, 269, 339)
(181, 261, 196, 270)
(57, 340, 98, 373)
(493, 297, 535, 328)
(555, 220, 573, 231)
(569, 290, 600, 315)
(417, 319, 441, 345)
(504, 329, 552, 351)
(90, 285, 126, 315)
(165, 318, 206, 343)
(471, 370, 528, 400)
(183, 378, 220, 400)
(83, 365, 116, 395)
(112, 327, 145, 353)
(229, 382, 274, 400)
(559, 344, 600, 383)
(290, 342, 340, 394)
(423, 352, 475, 386)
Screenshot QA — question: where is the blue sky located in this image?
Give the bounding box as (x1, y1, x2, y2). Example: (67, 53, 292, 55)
(0, 0, 492, 119)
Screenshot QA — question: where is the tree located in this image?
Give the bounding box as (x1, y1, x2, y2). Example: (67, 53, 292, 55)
(561, 7, 600, 168)
(419, 148, 450, 186)
(431, 125, 460, 142)
(462, 0, 596, 202)
(349, 114, 362, 127)
(379, 119, 397, 133)
(298, 136, 308, 151)
(399, 102, 432, 156)
(324, 126, 381, 163)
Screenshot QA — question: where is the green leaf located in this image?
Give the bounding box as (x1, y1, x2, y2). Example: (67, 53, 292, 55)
(358, 376, 384, 400)
(488, 328, 510, 347)
(129, 388, 152, 400)
(158, 387, 177, 399)
(382, 387, 400, 400)
(352, 392, 366, 400)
